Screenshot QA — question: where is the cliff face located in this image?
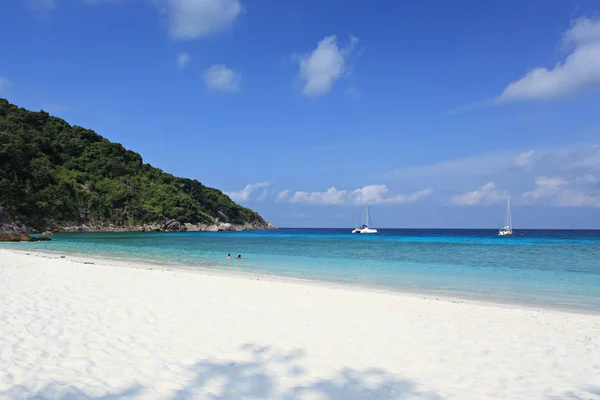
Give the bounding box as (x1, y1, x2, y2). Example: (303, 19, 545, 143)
(0, 99, 268, 231)
(0, 206, 29, 233)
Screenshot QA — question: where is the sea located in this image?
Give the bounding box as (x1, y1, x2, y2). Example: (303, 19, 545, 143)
(3, 228, 600, 313)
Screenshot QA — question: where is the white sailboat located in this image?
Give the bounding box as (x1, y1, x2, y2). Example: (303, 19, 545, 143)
(498, 196, 513, 236)
(352, 196, 378, 234)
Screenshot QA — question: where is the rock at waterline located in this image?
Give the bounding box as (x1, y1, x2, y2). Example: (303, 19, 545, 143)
(0, 232, 52, 242)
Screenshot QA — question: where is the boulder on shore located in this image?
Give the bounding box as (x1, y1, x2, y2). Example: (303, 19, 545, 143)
(206, 225, 219, 232)
(162, 219, 183, 232)
(266, 221, 280, 230)
(0, 232, 52, 242)
(218, 223, 233, 231)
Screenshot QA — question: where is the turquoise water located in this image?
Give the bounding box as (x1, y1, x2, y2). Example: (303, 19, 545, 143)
(3, 228, 600, 312)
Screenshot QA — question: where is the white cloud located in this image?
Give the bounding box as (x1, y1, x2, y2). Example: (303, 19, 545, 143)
(523, 177, 568, 199)
(388, 144, 600, 181)
(282, 185, 432, 205)
(177, 52, 191, 68)
(0, 76, 12, 92)
(290, 187, 348, 205)
(276, 190, 290, 203)
(353, 185, 433, 205)
(523, 176, 600, 207)
(227, 181, 270, 202)
(497, 17, 600, 102)
(514, 150, 536, 168)
(203, 64, 242, 92)
(163, 0, 242, 40)
(451, 182, 506, 206)
(297, 35, 358, 97)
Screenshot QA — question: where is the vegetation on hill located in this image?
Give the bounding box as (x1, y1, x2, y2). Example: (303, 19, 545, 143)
(0, 99, 264, 230)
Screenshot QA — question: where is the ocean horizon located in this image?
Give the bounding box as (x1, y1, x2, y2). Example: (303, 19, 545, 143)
(4, 228, 600, 313)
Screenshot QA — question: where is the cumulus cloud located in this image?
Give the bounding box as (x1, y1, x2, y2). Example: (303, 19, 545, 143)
(451, 182, 506, 206)
(177, 52, 191, 68)
(0, 76, 12, 92)
(162, 0, 242, 40)
(353, 185, 433, 205)
(280, 185, 432, 205)
(227, 181, 270, 202)
(497, 17, 600, 102)
(203, 64, 242, 92)
(297, 35, 358, 97)
(290, 187, 348, 205)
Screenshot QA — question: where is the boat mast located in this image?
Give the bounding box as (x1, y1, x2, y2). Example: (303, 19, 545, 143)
(507, 196, 512, 229)
(365, 195, 370, 227)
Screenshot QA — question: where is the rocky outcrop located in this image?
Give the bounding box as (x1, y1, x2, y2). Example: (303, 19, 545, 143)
(266, 221, 280, 230)
(0, 232, 52, 242)
(0, 206, 50, 241)
(54, 219, 278, 233)
(162, 219, 184, 232)
(0, 206, 31, 234)
(217, 223, 233, 231)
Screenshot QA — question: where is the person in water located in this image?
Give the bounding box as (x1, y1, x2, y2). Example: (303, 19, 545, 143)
(237, 254, 242, 259)
(227, 254, 231, 259)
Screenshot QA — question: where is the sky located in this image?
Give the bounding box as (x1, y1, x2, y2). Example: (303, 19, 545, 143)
(1, 0, 600, 228)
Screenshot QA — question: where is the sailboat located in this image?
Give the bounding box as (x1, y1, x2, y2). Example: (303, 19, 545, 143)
(498, 196, 513, 236)
(352, 196, 378, 234)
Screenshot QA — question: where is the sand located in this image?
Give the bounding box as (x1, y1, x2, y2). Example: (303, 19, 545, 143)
(1, 249, 599, 399)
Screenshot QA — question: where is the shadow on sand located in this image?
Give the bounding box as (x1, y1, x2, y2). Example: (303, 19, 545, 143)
(0, 344, 442, 400)
(2, 344, 597, 399)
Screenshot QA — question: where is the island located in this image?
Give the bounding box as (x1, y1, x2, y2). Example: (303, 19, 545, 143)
(0, 99, 277, 240)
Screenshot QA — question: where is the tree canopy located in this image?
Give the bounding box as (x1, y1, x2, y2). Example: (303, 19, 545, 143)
(0, 99, 264, 230)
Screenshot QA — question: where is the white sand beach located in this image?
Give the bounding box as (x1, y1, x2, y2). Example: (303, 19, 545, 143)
(1, 249, 599, 399)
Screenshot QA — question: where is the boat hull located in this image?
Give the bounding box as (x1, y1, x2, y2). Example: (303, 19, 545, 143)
(352, 228, 378, 234)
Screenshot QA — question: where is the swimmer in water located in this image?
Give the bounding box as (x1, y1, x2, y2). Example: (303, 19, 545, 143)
(227, 254, 231, 259)
(237, 254, 242, 260)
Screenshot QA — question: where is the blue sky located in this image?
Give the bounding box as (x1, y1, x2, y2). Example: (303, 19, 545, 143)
(1, 0, 600, 228)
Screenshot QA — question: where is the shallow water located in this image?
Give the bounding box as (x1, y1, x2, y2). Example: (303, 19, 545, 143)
(4, 228, 600, 312)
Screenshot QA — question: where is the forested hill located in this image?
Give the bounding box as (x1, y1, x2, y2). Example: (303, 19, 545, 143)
(0, 99, 265, 231)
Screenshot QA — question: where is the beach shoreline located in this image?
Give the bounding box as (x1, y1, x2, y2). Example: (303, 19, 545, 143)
(1, 248, 600, 399)
(3, 247, 599, 316)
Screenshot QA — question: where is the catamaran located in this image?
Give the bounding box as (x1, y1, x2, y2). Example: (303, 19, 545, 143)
(352, 196, 378, 234)
(498, 196, 513, 236)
